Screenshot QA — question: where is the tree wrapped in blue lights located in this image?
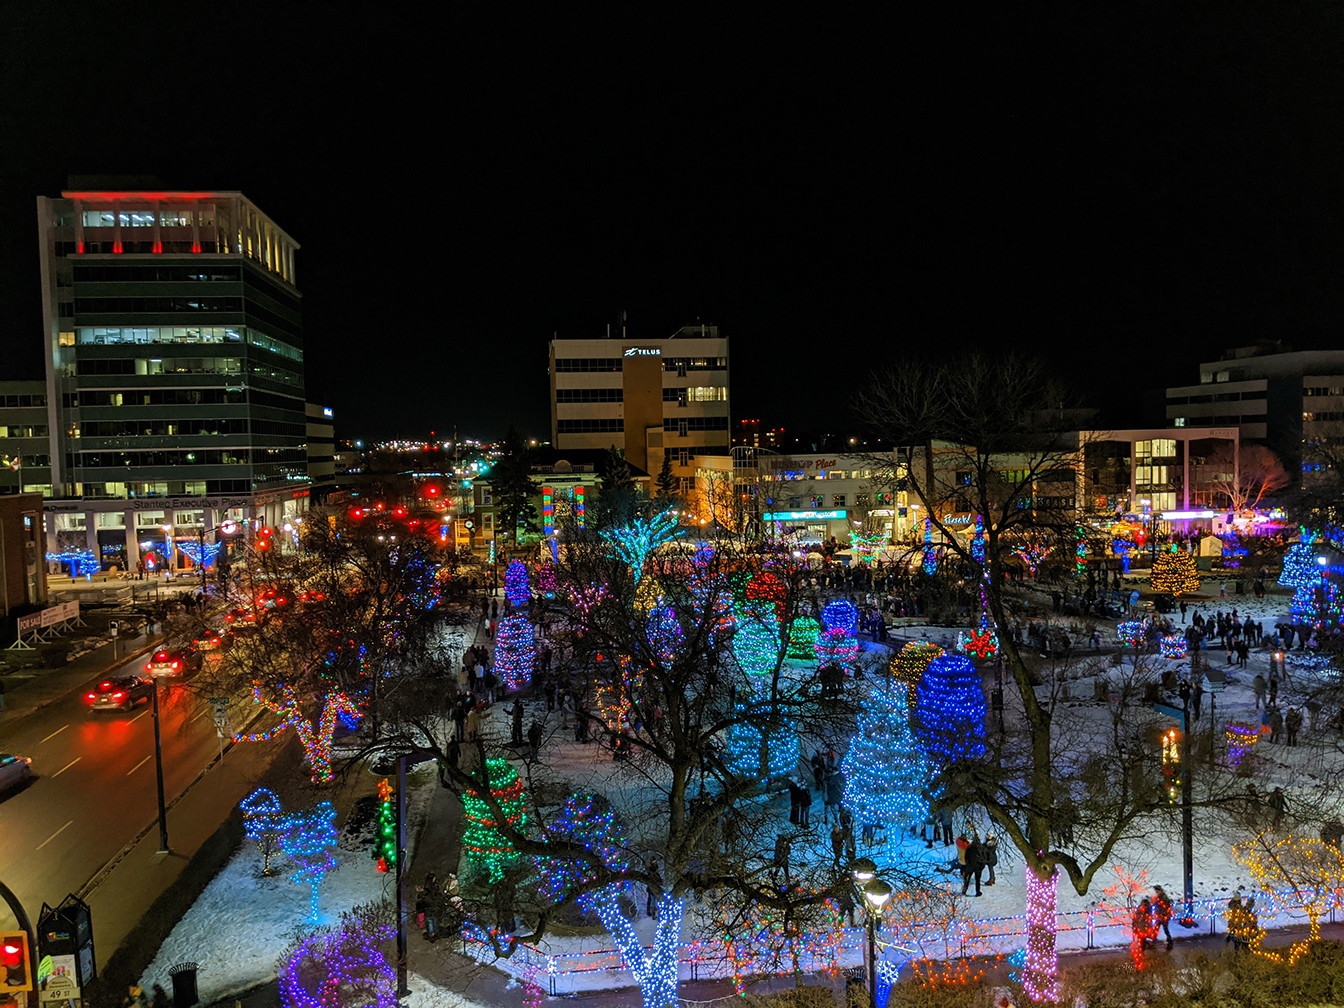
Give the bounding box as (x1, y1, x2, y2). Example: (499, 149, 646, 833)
(177, 539, 223, 570)
(842, 684, 928, 835)
(537, 793, 631, 908)
(733, 607, 781, 678)
(922, 517, 938, 575)
(279, 800, 339, 923)
(601, 510, 680, 584)
(971, 513, 986, 564)
(45, 548, 100, 578)
(504, 559, 531, 607)
(494, 614, 536, 691)
(725, 704, 800, 783)
(822, 599, 858, 636)
(647, 605, 684, 669)
(914, 655, 987, 768)
(1279, 531, 1321, 589)
(240, 786, 284, 875)
(787, 615, 820, 658)
(1292, 579, 1343, 632)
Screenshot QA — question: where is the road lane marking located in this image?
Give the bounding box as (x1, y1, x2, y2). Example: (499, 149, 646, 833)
(129, 709, 150, 724)
(127, 755, 153, 776)
(191, 707, 210, 722)
(39, 725, 69, 744)
(36, 821, 74, 851)
(51, 758, 80, 778)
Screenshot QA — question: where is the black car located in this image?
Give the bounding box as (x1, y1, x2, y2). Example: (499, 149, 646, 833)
(85, 675, 155, 711)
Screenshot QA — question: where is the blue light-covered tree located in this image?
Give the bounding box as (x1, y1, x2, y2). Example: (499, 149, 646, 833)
(279, 801, 339, 923)
(726, 605, 796, 779)
(601, 510, 680, 584)
(537, 793, 631, 908)
(842, 684, 928, 835)
(821, 599, 858, 636)
(647, 605, 684, 669)
(733, 607, 782, 677)
(914, 654, 988, 768)
(1279, 531, 1320, 589)
(495, 614, 536, 691)
(504, 559, 531, 607)
(240, 786, 284, 875)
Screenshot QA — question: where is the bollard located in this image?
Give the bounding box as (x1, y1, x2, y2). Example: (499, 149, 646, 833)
(168, 962, 199, 1008)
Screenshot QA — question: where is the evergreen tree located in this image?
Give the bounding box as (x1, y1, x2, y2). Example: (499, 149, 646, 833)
(492, 425, 539, 546)
(655, 452, 678, 500)
(914, 654, 988, 768)
(842, 684, 929, 833)
(595, 445, 640, 526)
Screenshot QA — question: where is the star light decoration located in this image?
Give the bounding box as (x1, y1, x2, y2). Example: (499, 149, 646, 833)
(240, 787, 284, 875)
(504, 559, 531, 607)
(278, 801, 339, 923)
(461, 757, 529, 883)
(372, 778, 396, 873)
(956, 612, 999, 660)
(235, 685, 361, 785)
(279, 917, 397, 1008)
(841, 683, 929, 834)
(600, 510, 680, 584)
(1022, 866, 1061, 1002)
(914, 654, 988, 768)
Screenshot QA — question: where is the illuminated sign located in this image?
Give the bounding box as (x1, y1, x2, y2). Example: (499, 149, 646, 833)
(623, 347, 661, 356)
(763, 509, 847, 521)
(941, 513, 975, 527)
(321, 407, 333, 418)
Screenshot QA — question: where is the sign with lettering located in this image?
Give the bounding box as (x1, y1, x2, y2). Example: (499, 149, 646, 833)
(762, 510, 847, 521)
(17, 602, 79, 634)
(622, 347, 661, 356)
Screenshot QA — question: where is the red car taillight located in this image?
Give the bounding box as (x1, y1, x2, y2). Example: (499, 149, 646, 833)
(172, 661, 180, 669)
(145, 663, 153, 671)
(85, 693, 96, 702)
(112, 691, 125, 700)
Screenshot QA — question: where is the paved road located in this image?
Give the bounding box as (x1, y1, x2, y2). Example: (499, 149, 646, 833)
(0, 647, 247, 915)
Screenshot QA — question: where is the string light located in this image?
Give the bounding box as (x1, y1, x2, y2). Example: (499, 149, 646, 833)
(586, 888, 684, 1008)
(744, 570, 787, 621)
(600, 510, 680, 583)
(914, 654, 988, 767)
(45, 548, 100, 578)
(890, 641, 944, 710)
(787, 616, 820, 658)
(461, 757, 529, 882)
(1075, 525, 1088, 576)
(971, 513, 985, 564)
(1159, 633, 1188, 659)
(1278, 530, 1321, 589)
(372, 778, 396, 873)
(504, 559, 531, 607)
(849, 528, 887, 564)
(1234, 833, 1344, 964)
(176, 539, 223, 569)
(234, 685, 361, 784)
(537, 561, 558, 599)
(1010, 539, 1053, 576)
(814, 627, 859, 672)
(733, 607, 781, 677)
(1023, 866, 1060, 1002)
(278, 801, 338, 923)
(1150, 549, 1201, 595)
(1225, 721, 1260, 767)
(842, 683, 929, 834)
(536, 794, 630, 908)
(240, 787, 284, 875)
(923, 517, 937, 575)
(957, 611, 999, 660)
(278, 917, 397, 1008)
(1117, 619, 1146, 649)
(822, 599, 858, 636)
(495, 614, 536, 691)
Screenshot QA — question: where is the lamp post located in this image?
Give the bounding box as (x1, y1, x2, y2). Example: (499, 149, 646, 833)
(851, 857, 893, 1008)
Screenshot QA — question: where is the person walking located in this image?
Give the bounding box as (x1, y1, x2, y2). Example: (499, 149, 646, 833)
(830, 824, 844, 867)
(960, 838, 984, 897)
(1268, 676, 1279, 707)
(1307, 698, 1323, 731)
(825, 768, 844, 824)
(527, 720, 543, 759)
(1153, 885, 1174, 950)
(1269, 707, 1284, 744)
(1268, 786, 1289, 828)
(1286, 708, 1303, 747)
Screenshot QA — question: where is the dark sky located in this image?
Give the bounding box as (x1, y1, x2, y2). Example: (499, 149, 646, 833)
(2, 7, 1341, 441)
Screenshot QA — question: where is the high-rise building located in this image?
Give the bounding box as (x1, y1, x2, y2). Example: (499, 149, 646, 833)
(548, 323, 729, 491)
(34, 187, 312, 571)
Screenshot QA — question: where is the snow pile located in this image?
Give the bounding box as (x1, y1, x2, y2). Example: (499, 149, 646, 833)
(404, 973, 496, 1008)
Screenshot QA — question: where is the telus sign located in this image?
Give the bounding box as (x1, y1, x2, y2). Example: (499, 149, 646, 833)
(623, 347, 661, 356)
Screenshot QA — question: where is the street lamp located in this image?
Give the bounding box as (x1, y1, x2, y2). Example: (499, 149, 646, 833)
(851, 859, 892, 1008)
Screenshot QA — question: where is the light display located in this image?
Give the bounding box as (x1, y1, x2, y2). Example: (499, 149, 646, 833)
(1116, 619, 1146, 649)
(542, 486, 554, 538)
(240, 787, 284, 875)
(725, 703, 799, 781)
(1075, 525, 1087, 576)
(587, 889, 685, 1008)
(717, 896, 844, 997)
(849, 527, 887, 564)
(45, 548, 100, 578)
(278, 801, 338, 923)
(279, 917, 397, 1008)
(372, 778, 396, 873)
(538, 561, 557, 599)
(537, 793, 630, 908)
(235, 685, 361, 785)
(504, 559, 531, 607)
(890, 641, 944, 710)
(786, 616, 820, 658)
(1010, 537, 1053, 576)
(971, 513, 985, 564)
(814, 627, 859, 672)
(732, 608, 781, 678)
(574, 485, 586, 527)
(1097, 865, 1154, 969)
(1279, 531, 1320, 588)
(1225, 721, 1260, 767)
(647, 605, 684, 669)
(1291, 579, 1343, 631)
(744, 570, 788, 621)
(922, 517, 937, 575)
(821, 599, 858, 635)
(1150, 549, 1201, 595)
(841, 683, 928, 833)
(956, 611, 999, 660)
(461, 757, 529, 882)
(600, 510, 680, 584)
(1233, 833, 1344, 963)
(176, 539, 222, 569)
(495, 614, 536, 691)
(914, 654, 987, 767)
(1159, 633, 1188, 660)
(1023, 866, 1060, 1002)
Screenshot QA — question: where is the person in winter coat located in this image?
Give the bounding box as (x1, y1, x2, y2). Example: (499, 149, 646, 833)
(983, 833, 999, 885)
(961, 839, 985, 896)
(1153, 885, 1174, 950)
(1268, 707, 1285, 744)
(825, 769, 845, 822)
(1252, 674, 1267, 709)
(1286, 708, 1303, 746)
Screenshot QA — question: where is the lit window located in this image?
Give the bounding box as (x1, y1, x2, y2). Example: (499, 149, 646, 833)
(159, 210, 193, 227)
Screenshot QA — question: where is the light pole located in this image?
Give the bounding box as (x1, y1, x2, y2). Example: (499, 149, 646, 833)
(851, 857, 893, 1008)
(150, 675, 170, 853)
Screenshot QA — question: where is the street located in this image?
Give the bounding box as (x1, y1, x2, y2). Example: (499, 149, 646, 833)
(0, 647, 246, 917)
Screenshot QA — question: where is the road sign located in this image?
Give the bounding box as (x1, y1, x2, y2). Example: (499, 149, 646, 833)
(38, 972, 77, 1003)
(108, 621, 118, 636)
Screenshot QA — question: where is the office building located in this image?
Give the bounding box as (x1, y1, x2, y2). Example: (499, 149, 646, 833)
(34, 187, 311, 571)
(0, 381, 54, 497)
(1165, 345, 1344, 475)
(549, 324, 729, 492)
(0, 494, 47, 616)
(306, 404, 336, 496)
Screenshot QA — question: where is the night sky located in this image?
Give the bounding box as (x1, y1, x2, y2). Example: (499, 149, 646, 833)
(2, 8, 1340, 442)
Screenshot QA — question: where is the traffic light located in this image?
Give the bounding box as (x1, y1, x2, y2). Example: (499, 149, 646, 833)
(0, 932, 32, 991)
(256, 526, 274, 551)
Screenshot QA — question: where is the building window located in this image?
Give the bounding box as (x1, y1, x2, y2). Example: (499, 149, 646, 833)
(556, 418, 624, 434)
(676, 448, 691, 465)
(553, 358, 623, 373)
(810, 495, 825, 509)
(833, 494, 846, 507)
(663, 417, 730, 432)
(1174, 417, 1186, 427)
(856, 493, 871, 507)
(555, 388, 623, 403)
(678, 419, 688, 437)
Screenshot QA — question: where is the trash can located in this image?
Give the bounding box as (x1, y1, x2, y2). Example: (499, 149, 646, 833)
(168, 962, 199, 1008)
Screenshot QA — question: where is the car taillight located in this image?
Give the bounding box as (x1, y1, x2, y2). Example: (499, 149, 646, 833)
(112, 691, 125, 700)
(146, 663, 153, 671)
(85, 693, 96, 702)
(100, 682, 111, 689)
(172, 661, 180, 669)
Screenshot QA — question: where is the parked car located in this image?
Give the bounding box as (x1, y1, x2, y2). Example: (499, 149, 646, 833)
(0, 753, 33, 791)
(85, 676, 154, 711)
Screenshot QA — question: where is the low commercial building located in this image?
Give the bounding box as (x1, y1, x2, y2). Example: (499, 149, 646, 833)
(0, 493, 47, 616)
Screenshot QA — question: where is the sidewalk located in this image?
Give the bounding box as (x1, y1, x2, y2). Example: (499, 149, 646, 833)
(0, 625, 162, 727)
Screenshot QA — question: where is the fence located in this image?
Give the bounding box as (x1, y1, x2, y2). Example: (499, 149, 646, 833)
(463, 886, 1343, 997)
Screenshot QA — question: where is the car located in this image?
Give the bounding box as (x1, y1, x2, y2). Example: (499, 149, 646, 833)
(85, 676, 154, 711)
(0, 753, 33, 791)
(297, 590, 326, 605)
(257, 587, 293, 611)
(145, 648, 201, 678)
(191, 628, 230, 652)
(223, 607, 258, 630)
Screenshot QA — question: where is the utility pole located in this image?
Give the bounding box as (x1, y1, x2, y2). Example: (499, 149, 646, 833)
(152, 681, 170, 853)
(395, 754, 410, 997)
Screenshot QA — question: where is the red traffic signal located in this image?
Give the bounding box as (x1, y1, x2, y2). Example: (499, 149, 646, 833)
(0, 931, 32, 991)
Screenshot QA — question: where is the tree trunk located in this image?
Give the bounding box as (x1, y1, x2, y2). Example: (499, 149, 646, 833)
(1023, 865, 1060, 1002)
(593, 891, 684, 1008)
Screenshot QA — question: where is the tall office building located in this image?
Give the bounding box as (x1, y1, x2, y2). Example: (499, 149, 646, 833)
(34, 187, 312, 570)
(548, 324, 730, 490)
